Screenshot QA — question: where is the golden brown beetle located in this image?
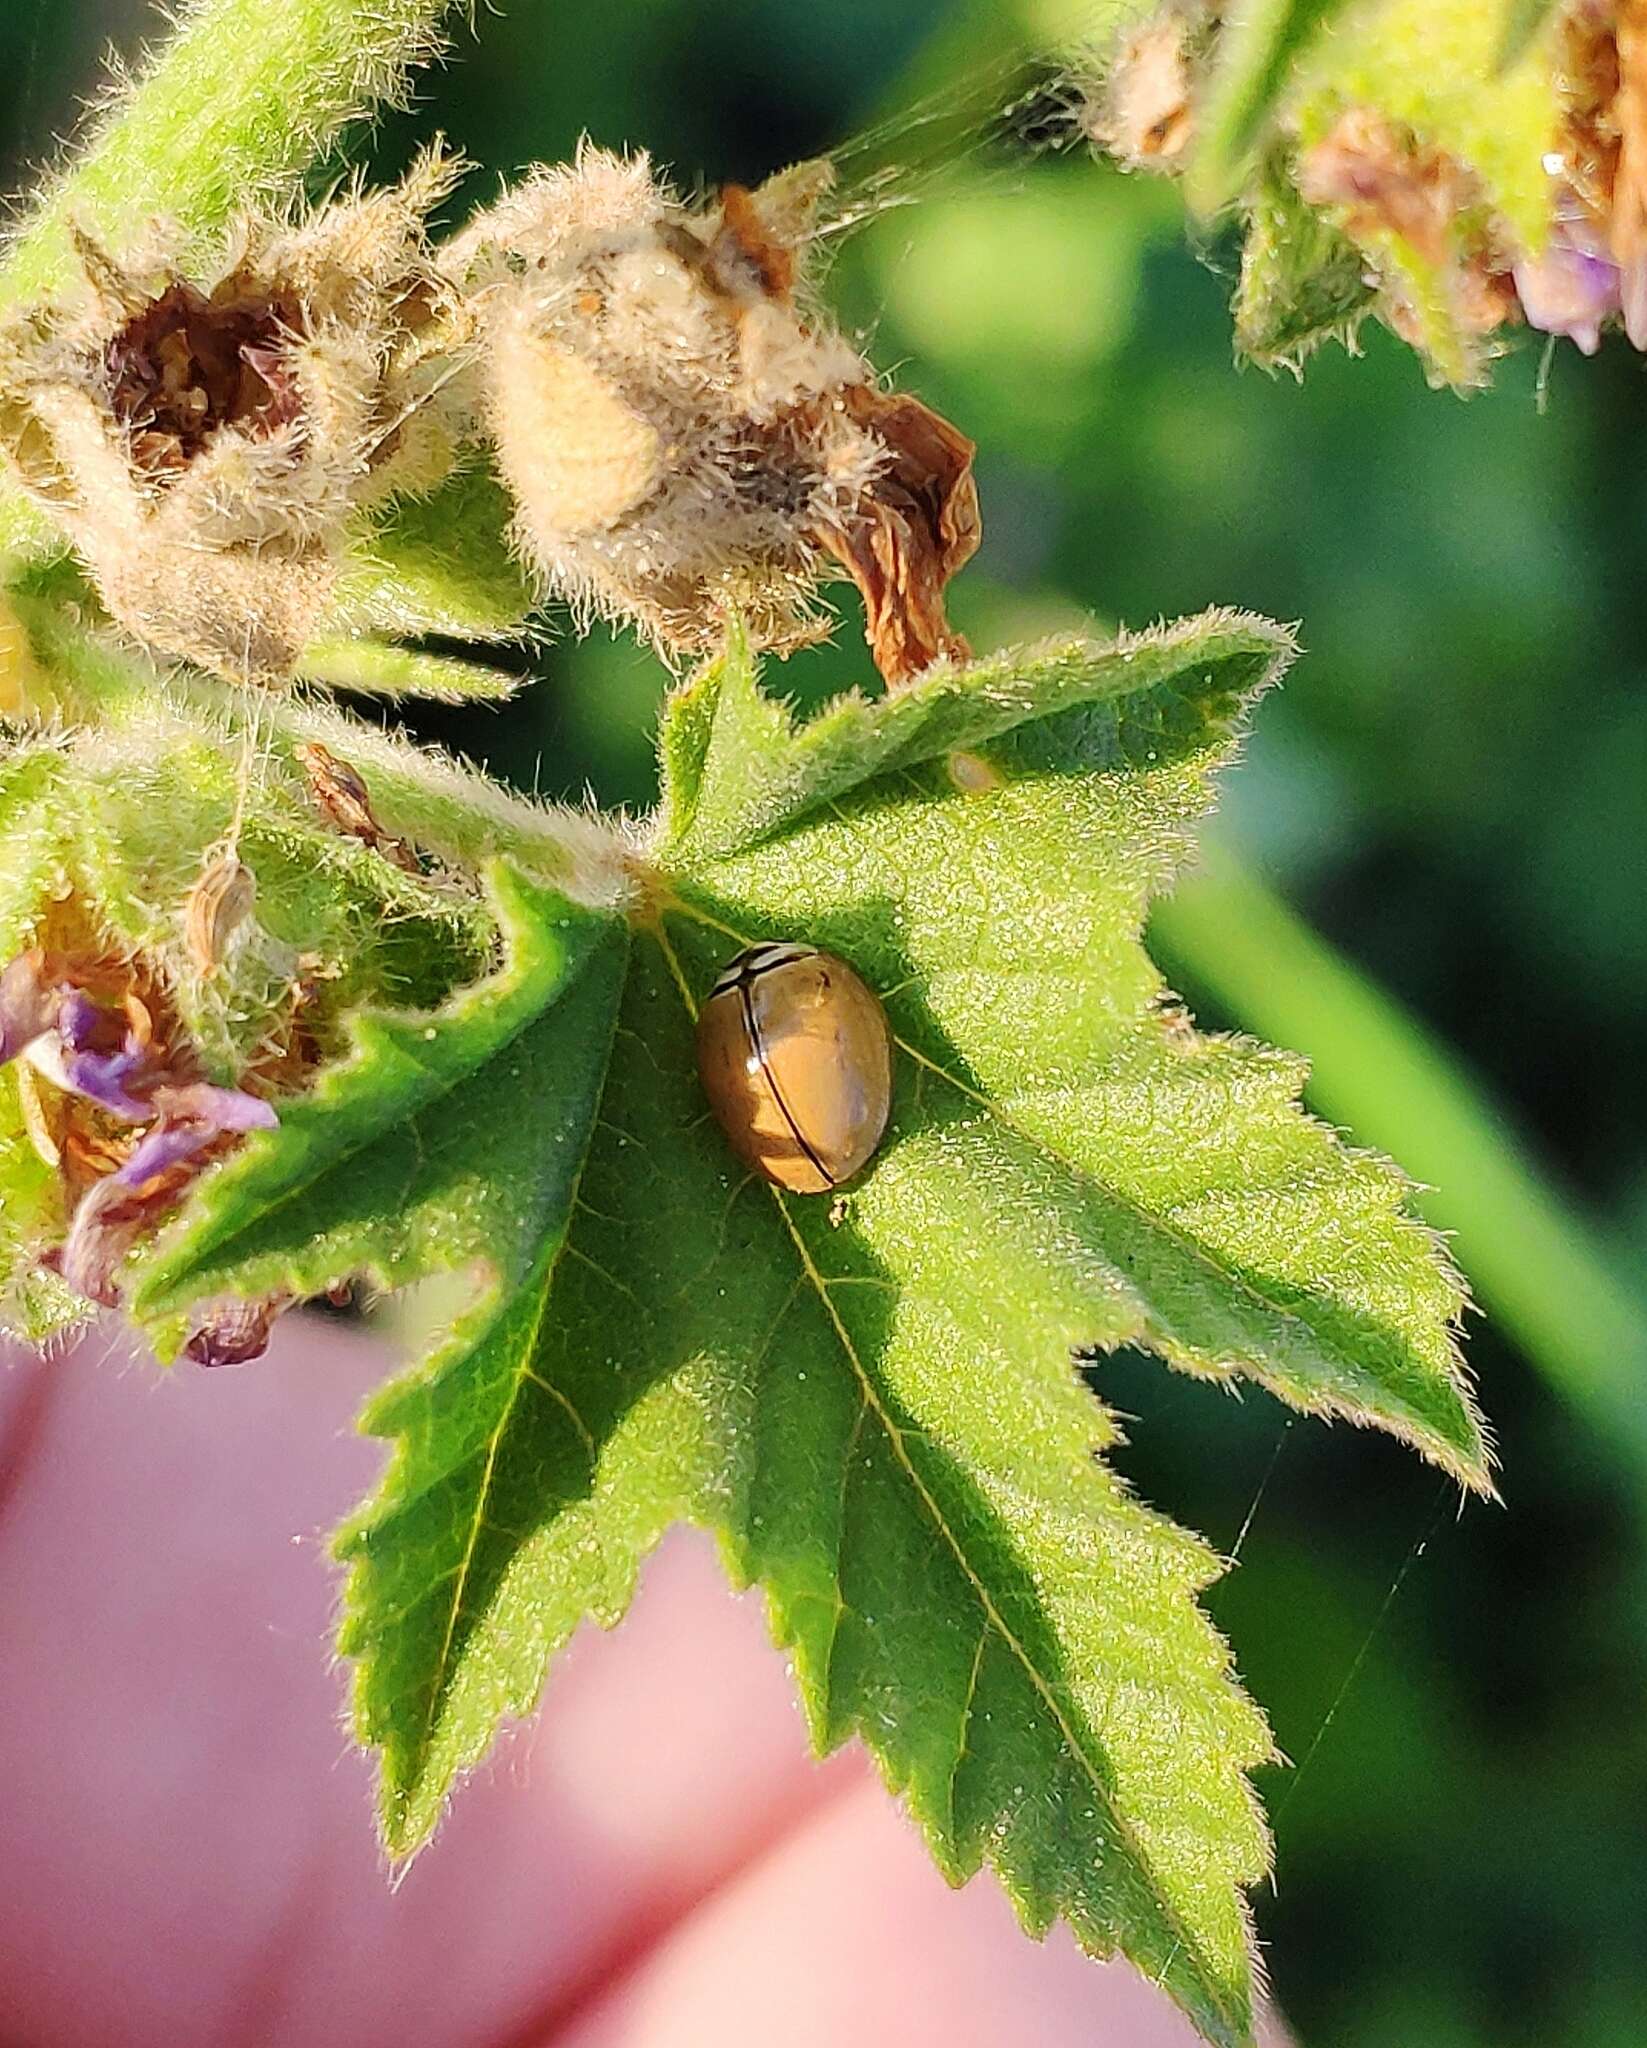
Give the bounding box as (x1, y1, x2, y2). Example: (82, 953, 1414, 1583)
(696, 943, 893, 1193)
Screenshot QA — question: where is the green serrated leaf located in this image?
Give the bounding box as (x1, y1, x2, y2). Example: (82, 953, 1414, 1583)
(656, 612, 1285, 864)
(135, 866, 628, 1316)
(134, 616, 1487, 2048)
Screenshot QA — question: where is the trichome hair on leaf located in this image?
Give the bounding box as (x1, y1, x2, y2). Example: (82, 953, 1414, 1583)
(449, 144, 980, 686)
(0, 149, 473, 683)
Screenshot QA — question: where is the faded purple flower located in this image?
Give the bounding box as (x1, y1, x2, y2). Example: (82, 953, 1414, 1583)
(55, 1080, 280, 1307)
(115, 1083, 278, 1189)
(1514, 203, 1620, 356)
(56, 993, 153, 1120)
(3, 944, 281, 1320)
(1, 961, 156, 1118)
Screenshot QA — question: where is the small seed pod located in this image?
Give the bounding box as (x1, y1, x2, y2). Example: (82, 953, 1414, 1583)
(696, 942, 893, 1194)
(184, 852, 257, 978)
(1081, 9, 1200, 172)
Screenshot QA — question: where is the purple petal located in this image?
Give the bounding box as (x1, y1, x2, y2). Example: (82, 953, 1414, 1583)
(58, 1038, 152, 1120)
(1514, 240, 1619, 355)
(0, 954, 55, 1065)
(114, 1086, 277, 1189)
(150, 1081, 280, 1135)
(113, 1119, 220, 1188)
(55, 989, 106, 1052)
(1514, 200, 1622, 356)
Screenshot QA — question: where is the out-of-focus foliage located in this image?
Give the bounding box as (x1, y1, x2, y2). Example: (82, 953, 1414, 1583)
(5, 1, 1644, 2043)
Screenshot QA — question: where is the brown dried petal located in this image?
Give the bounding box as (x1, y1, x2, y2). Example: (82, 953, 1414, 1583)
(184, 1293, 289, 1367)
(55, 1168, 184, 1306)
(185, 853, 257, 978)
(1556, 3, 1622, 217)
(295, 742, 421, 871)
(708, 182, 799, 303)
(1298, 108, 1458, 266)
(807, 385, 981, 688)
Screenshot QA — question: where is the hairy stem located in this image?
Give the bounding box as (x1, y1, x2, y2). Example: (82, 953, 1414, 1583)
(0, 0, 460, 311)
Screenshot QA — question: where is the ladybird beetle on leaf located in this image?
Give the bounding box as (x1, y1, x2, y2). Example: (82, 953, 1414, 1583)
(696, 943, 893, 1193)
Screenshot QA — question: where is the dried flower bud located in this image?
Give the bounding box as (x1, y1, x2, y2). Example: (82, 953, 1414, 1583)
(1298, 108, 1519, 363)
(453, 145, 978, 685)
(0, 151, 473, 683)
(1086, 14, 1197, 171)
(184, 1293, 290, 1368)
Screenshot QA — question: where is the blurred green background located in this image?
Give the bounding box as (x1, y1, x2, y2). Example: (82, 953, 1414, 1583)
(5, 3, 1646, 2043)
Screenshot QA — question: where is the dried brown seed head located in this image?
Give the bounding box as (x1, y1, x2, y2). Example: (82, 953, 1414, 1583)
(0, 153, 473, 682)
(104, 279, 305, 481)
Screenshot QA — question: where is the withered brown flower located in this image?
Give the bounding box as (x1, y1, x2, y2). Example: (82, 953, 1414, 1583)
(0, 152, 472, 683)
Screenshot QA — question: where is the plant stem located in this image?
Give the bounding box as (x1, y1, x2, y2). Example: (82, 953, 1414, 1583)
(0, 0, 460, 311)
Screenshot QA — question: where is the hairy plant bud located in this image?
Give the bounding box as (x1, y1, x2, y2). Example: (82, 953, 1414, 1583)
(1085, 12, 1198, 171)
(449, 146, 979, 685)
(0, 151, 473, 683)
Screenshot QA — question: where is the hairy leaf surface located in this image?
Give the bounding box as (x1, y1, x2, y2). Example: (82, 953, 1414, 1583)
(134, 616, 1488, 2048)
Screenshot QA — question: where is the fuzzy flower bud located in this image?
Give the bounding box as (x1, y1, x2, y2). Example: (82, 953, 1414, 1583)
(449, 146, 979, 686)
(1084, 12, 1197, 171)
